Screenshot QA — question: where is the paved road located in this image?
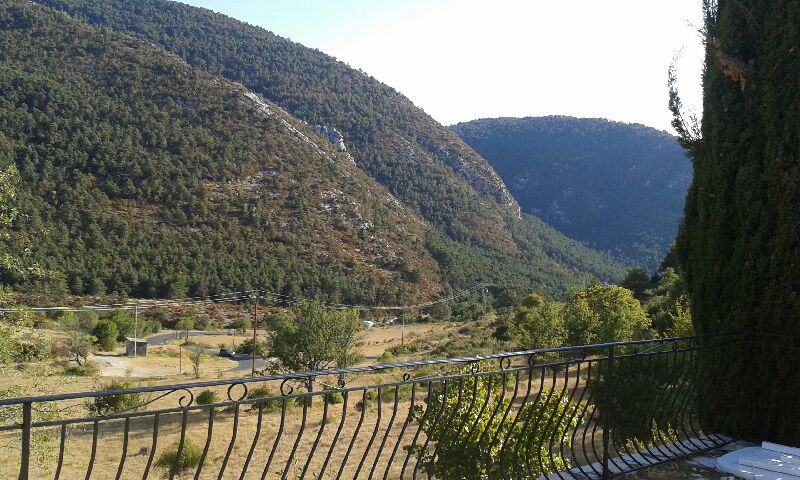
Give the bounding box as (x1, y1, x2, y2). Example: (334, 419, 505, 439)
(145, 330, 271, 372)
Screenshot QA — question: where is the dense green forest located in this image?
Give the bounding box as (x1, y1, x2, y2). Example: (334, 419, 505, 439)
(0, 1, 623, 304)
(453, 117, 691, 270)
(30, 0, 625, 299)
(0, 1, 441, 303)
(675, 0, 800, 441)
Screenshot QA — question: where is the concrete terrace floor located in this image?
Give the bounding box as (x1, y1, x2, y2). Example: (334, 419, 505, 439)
(619, 440, 755, 479)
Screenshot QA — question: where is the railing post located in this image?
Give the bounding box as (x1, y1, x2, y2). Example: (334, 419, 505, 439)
(602, 345, 614, 479)
(19, 402, 31, 480)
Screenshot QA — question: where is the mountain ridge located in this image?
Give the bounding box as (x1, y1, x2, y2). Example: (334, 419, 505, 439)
(452, 116, 691, 270)
(1, 0, 625, 301)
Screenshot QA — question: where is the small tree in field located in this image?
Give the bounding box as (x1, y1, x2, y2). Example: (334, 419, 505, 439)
(65, 331, 95, 366)
(92, 320, 119, 351)
(270, 301, 362, 391)
(175, 315, 195, 341)
(189, 348, 205, 379)
(231, 316, 251, 334)
(512, 300, 566, 350)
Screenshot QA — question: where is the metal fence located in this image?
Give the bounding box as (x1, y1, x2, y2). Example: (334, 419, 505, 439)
(1, 336, 736, 479)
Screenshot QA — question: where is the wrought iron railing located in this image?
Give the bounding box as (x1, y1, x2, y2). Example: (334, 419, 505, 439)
(0, 336, 738, 479)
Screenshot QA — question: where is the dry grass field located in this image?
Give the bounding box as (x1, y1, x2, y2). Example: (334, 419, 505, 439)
(0, 356, 603, 479)
(0, 319, 517, 479)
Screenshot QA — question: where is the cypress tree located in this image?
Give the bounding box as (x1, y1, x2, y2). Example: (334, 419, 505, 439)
(676, 0, 800, 441)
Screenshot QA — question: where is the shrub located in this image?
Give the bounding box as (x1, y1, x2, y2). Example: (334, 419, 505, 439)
(87, 380, 142, 415)
(354, 389, 378, 411)
(154, 439, 202, 477)
(247, 386, 282, 412)
(413, 372, 579, 478)
(325, 392, 344, 404)
(92, 320, 119, 351)
(231, 316, 251, 333)
(64, 361, 99, 377)
(377, 351, 395, 364)
(236, 338, 268, 356)
(196, 389, 218, 405)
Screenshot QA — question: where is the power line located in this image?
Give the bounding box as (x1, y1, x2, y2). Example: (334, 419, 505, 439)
(0, 284, 491, 314)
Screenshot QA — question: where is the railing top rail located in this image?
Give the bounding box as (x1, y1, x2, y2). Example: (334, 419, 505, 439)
(0, 335, 720, 406)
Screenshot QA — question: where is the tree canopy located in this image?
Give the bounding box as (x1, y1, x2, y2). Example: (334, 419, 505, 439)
(269, 302, 362, 379)
(675, 0, 800, 442)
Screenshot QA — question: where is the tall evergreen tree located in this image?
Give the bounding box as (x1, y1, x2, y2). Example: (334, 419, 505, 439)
(676, 0, 800, 442)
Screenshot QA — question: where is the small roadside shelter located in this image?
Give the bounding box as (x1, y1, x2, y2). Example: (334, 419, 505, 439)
(125, 337, 148, 357)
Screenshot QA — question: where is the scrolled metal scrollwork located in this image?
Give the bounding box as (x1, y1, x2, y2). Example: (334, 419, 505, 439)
(337, 373, 346, 389)
(176, 388, 195, 408)
(280, 378, 294, 396)
(498, 356, 511, 371)
(527, 353, 537, 367)
(227, 382, 249, 402)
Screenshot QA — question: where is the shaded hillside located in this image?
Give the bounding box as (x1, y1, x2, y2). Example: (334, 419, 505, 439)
(453, 117, 691, 270)
(0, 1, 439, 303)
(35, 0, 625, 296)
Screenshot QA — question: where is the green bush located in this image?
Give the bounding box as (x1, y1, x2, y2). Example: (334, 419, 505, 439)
(412, 371, 580, 478)
(87, 380, 142, 415)
(154, 439, 202, 477)
(377, 351, 395, 364)
(325, 392, 344, 404)
(92, 320, 119, 351)
(64, 361, 99, 376)
(246, 386, 283, 412)
(196, 389, 218, 405)
(354, 389, 378, 411)
(236, 338, 268, 356)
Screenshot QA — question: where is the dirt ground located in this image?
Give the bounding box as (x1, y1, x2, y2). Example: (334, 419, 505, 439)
(94, 345, 238, 378)
(357, 321, 458, 357)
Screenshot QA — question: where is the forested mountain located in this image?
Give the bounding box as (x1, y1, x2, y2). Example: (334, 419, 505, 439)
(452, 117, 691, 270)
(26, 0, 625, 300)
(0, 1, 441, 303)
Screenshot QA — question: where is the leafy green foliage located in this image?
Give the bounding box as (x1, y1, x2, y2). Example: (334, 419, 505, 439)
(87, 380, 142, 415)
(587, 351, 689, 445)
(453, 117, 691, 270)
(412, 371, 580, 479)
(636, 267, 693, 337)
(231, 317, 251, 334)
(236, 338, 268, 356)
(189, 348, 205, 379)
(195, 389, 218, 406)
(563, 285, 651, 345)
(154, 439, 203, 477)
(511, 300, 566, 350)
(91, 320, 118, 351)
(674, 0, 800, 442)
(621, 267, 653, 300)
(270, 302, 362, 376)
(175, 316, 195, 341)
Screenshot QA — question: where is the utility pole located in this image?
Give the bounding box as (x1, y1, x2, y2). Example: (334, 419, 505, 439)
(252, 292, 258, 377)
(133, 305, 139, 358)
(401, 313, 405, 347)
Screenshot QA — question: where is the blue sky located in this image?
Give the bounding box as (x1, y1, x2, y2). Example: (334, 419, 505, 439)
(181, 0, 705, 133)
